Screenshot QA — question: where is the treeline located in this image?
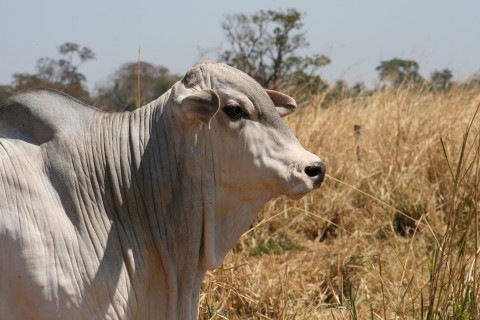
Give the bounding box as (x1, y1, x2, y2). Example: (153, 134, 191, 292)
(0, 42, 181, 111)
(1, 9, 480, 111)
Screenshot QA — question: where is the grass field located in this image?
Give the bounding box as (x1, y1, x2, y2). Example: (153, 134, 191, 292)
(198, 86, 480, 319)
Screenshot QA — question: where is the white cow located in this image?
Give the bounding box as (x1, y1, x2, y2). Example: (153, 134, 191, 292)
(0, 62, 325, 319)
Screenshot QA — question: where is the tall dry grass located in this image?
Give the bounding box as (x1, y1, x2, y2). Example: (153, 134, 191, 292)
(198, 86, 480, 319)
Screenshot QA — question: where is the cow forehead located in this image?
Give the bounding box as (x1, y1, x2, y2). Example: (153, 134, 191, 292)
(183, 63, 280, 119)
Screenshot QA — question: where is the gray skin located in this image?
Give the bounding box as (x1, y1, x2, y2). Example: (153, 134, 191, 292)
(0, 63, 324, 320)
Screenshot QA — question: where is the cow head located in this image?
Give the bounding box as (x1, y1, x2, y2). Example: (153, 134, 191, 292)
(171, 63, 325, 199)
(168, 62, 325, 269)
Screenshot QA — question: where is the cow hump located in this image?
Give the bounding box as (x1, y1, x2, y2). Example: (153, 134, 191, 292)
(0, 88, 98, 144)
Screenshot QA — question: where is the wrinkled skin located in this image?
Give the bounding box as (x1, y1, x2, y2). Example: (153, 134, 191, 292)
(0, 63, 325, 319)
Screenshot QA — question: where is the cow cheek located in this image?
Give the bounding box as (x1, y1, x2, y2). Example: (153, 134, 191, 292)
(212, 123, 291, 195)
(244, 135, 290, 194)
(248, 134, 314, 196)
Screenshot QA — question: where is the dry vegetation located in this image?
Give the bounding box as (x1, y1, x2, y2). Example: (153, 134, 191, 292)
(198, 86, 480, 319)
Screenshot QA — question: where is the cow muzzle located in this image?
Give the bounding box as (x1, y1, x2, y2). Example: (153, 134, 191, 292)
(283, 155, 326, 199)
(304, 161, 326, 186)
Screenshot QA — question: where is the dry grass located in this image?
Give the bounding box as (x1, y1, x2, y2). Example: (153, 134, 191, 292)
(198, 86, 480, 319)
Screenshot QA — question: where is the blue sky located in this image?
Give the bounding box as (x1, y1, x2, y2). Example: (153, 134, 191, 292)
(1, 1, 479, 91)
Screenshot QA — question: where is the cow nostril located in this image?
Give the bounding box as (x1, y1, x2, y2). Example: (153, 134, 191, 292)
(304, 162, 326, 178)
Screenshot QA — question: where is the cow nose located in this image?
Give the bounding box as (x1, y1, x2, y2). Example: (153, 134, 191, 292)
(304, 161, 326, 181)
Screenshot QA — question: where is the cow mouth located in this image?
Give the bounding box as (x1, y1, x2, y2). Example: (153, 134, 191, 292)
(284, 181, 322, 200)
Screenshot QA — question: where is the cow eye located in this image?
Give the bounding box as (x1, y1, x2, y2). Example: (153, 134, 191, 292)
(223, 105, 248, 121)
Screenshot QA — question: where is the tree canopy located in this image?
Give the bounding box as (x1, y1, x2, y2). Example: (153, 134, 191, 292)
(220, 8, 330, 91)
(376, 58, 423, 88)
(94, 62, 181, 111)
(430, 68, 453, 91)
(11, 42, 95, 102)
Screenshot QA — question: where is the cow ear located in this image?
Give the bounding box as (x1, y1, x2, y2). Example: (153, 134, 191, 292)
(266, 89, 297, 117)
(176, 89, 220, 127)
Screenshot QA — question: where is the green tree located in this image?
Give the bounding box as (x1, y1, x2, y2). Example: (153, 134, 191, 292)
(94, 61, 181, 111)
(0, 85, 12, 101)
(37, 42, 94, 85)
(11, 42, 95, 102)
(220, 8, 330, 90)
(430, 68, 453, 91)
(328, 80, 349, 100)
(350, 82, 367, 96)
(376, 58, 423, 88)
(322, 80, 370, 106)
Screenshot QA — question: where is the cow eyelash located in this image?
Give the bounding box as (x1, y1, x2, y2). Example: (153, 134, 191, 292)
(223, 104, 249, 121)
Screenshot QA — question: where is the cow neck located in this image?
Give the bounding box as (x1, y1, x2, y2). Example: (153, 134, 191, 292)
(146, 95, 207, 318)
(92, 92, 203, 318)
